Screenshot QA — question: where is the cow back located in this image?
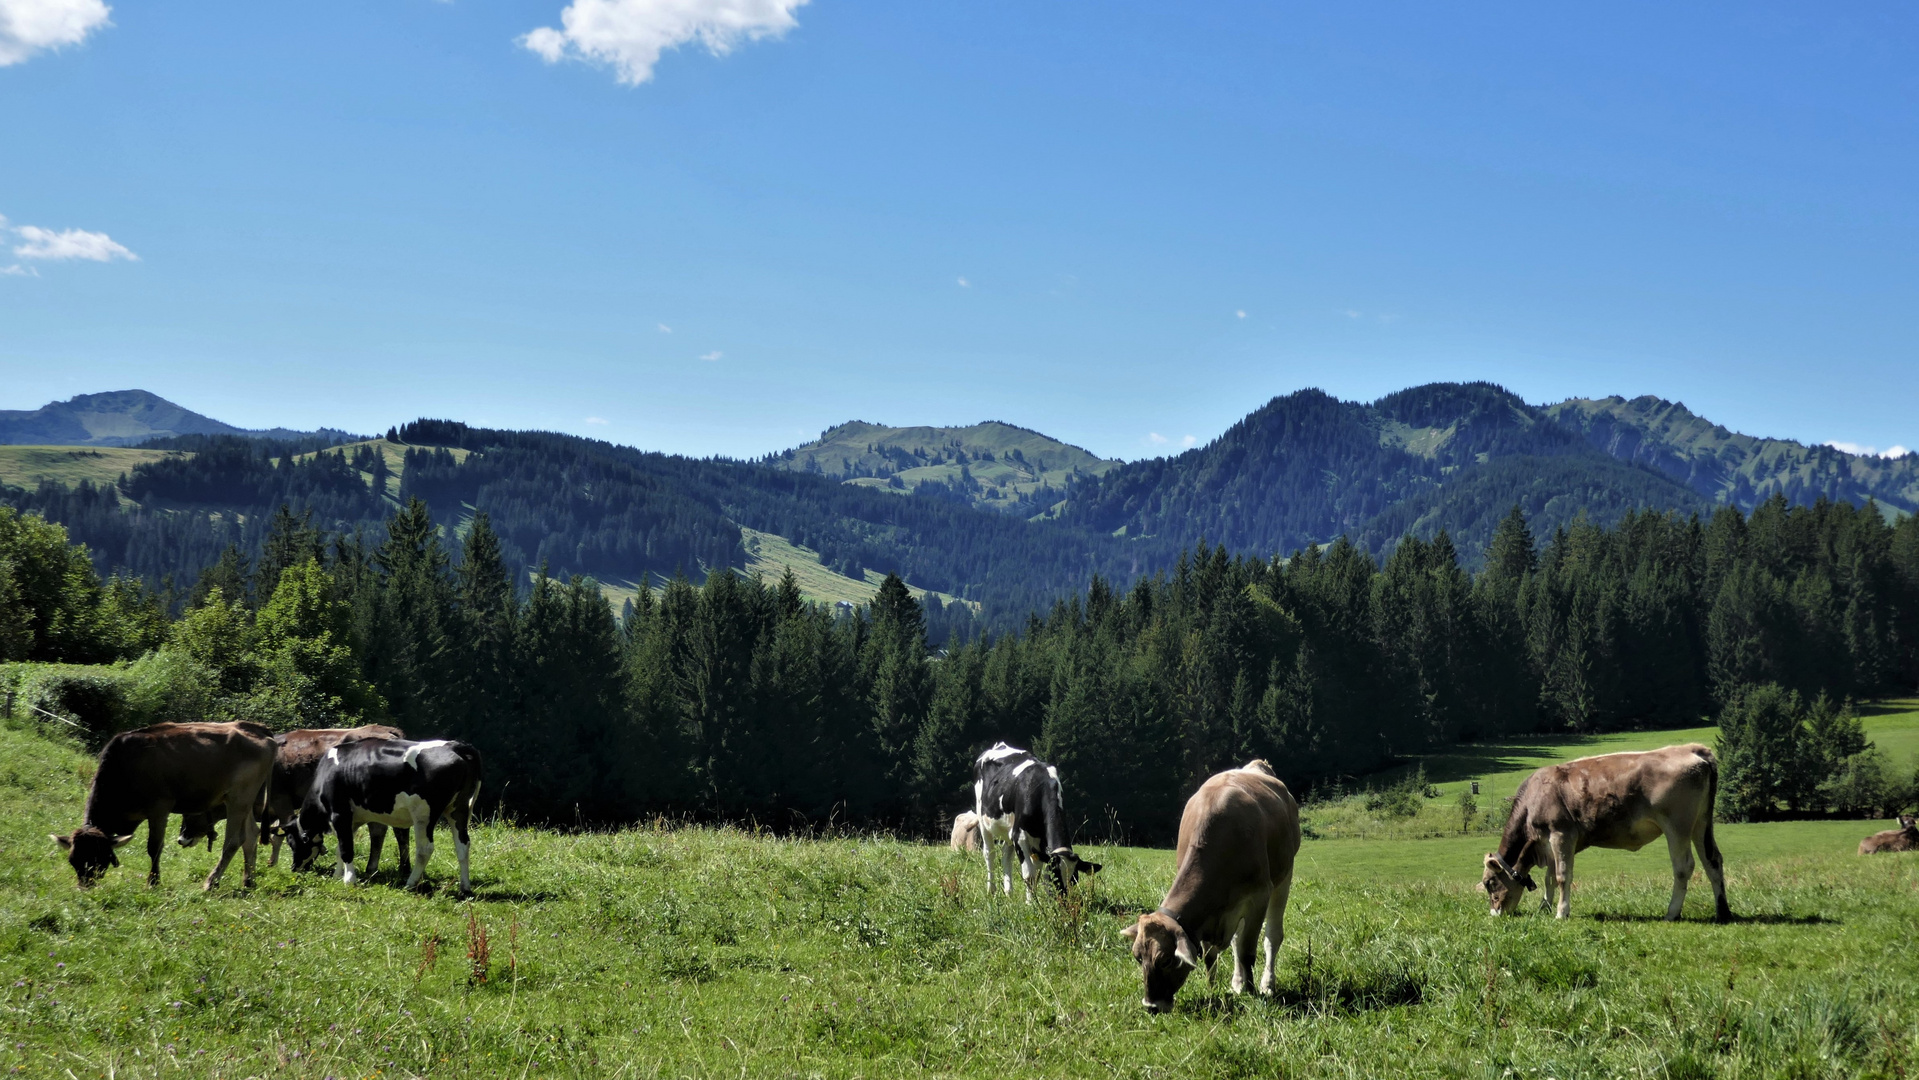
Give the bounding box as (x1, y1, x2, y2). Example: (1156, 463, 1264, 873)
(87, 722, 276, 829)
(1162, 766, 1300, 945)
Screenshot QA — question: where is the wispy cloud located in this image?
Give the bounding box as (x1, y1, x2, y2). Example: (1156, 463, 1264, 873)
(0, 263, 36, 277)
(1182, 435, 1197, 447)
(584, 416, 610, 425)
(12, 223, 136, 262)
(1827, 440, 1913, 459)
(956, 276, 970, 288)
(521, 0, 808, 86)
(657, 323, 673, 333)
(0, 0, 111, 67)
(700, 350, 723, 362)
(1235, 309, 1246, 319)
(1146, 432, 1168, 445)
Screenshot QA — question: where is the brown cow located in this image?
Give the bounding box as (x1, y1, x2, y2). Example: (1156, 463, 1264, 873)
(1859, 814, 1918, 854)
(51, 721, 275, 890)
(1481, 743, 1730, 922)
(178, 725, 409, 876)
(1122, 760, 1300, 1014)
(949, 811, 981, 853)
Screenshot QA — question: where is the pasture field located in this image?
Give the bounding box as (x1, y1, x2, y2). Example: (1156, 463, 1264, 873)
(4, 721, 1918, 1079)
(0, 447, 189, 492)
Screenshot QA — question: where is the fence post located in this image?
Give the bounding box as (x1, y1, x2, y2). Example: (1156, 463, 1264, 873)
(2, 690, 13, 720)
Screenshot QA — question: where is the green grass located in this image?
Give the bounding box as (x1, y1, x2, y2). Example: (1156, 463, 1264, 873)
(741, 527, 975, 611)
(769, 420, 1117, 515)
(0, 447, 190, 491)
(5, 720, 1919, 1079)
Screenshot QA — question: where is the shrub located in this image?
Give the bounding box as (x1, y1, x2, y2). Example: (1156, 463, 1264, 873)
(124, 647, 222, 727)
(3, 662, 137, 744)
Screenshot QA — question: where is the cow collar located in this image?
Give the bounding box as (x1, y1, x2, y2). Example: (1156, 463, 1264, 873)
(1048, 847, 1074, 858)
(1153, 906, 1186, 932)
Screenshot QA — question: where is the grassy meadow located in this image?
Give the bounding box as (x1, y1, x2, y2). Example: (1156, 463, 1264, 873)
(4, 718, 1918, 1079)
(0, 447, 190, 492)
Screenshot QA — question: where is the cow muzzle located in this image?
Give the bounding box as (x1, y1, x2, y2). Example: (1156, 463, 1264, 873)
(1143, 998, 1175, 1015)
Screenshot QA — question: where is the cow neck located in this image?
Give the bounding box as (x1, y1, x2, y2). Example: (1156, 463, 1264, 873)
(1035, 791, 1072, 856)
(1494, 811, 1536, 877)
(80, 764, 141, 836)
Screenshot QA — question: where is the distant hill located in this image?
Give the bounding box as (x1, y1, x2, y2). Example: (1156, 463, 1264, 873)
(1546, 395, 1919, 516)
(763, 420, 1117, 515)
(1057, 383, 1714, 563)
(0, 389, 358, 447)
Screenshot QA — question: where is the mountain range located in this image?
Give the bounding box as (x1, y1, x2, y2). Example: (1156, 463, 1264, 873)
(0, 389, 357, 447)
(1, 383, 1911, 627)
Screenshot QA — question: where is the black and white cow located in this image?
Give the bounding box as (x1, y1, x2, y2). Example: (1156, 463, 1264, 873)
(973, 742, 1101, 901)
(291, 737, 483, 897)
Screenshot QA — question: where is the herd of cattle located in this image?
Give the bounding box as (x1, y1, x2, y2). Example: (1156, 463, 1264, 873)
(45, 722, 1919, 1013)
(50, 721, 482, 897)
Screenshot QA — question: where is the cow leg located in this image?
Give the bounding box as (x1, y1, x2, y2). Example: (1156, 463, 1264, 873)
(268, 824, 283, 868)
(1258, 874, 1292, 996)
(979, 827, 998, 895)
(452, 793, 475, 898)
(334, 814, 359, 885)
(1695, 823, 1731, 923)
(1540, 862, 1557, 915)
(365, 823, 388, 879)
(1017, 836, 1039, 904)
(1549, 834, 1574, 919)
(146, 812, 168, 887)
(396, 827, 412, 878)
(1231, 896, 1265, 994)
(407, 810, 436, 891)
(1663, 827, 1695, 921)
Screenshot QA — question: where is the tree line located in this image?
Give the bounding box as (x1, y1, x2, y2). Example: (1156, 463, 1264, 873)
(4, 493, 1915, 840)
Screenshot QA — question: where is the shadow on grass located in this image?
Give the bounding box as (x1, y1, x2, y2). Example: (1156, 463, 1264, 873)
(1375, 738, 1612, 786)
(1587, 911, 1837, 926)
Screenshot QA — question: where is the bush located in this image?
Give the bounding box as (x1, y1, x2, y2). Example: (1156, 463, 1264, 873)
(2, 662, 136, 744)
(1364, 767, 1434, 819)
(124, 647, 222, 727)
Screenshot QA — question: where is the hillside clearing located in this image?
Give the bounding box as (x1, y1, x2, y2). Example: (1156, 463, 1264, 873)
(4, 721, 1917, 1079)
(0, 446, 189, 491)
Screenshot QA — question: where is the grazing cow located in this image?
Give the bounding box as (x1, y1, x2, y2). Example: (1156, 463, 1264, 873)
(1122, 760, 1300, 1014)
(50, 721, 275, 890)
(949, 811, 981, 853)
(1481, 743, 1730, 921)
(177, 725, 410, 876)
(1859, 814, 1919, 855)
(177, 725, 406, 864)
(291, 737, 483, 896)
(972, 742, 1101, 900)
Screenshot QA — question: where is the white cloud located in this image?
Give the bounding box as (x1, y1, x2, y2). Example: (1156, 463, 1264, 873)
(1146, 432, 1169, 445)
(1827, 440, 1914, 459)
(956, 276, 970, 288)
(1182, 435, 1197, 447)
(13, 223, 136, 261)
(584, 416, 610, 425)
(657, 322, 673, 333)
(700, 350, 722, 361)
(1235, 309, 1246, 319)
(0, 0, 111, 67)
(521, 0, 808, 86)
(0, 263, 37, 277)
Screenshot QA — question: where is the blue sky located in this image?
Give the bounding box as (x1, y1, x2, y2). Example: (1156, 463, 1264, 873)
(2, 2, 1915, 460)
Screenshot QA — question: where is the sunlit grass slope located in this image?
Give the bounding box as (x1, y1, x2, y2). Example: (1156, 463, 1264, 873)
(0, 447, 189, 491)
(5, 719, 1918, 1079)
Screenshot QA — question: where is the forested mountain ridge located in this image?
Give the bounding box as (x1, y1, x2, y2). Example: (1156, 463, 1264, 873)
(1057, 382, 1905, 566)
(0, 389, 358, 447)
(1547, 394, 1919, 515)
(761, 420, 1117, 515)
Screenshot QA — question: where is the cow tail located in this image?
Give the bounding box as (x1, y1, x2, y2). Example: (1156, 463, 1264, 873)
(1701, 753, 1724, 870)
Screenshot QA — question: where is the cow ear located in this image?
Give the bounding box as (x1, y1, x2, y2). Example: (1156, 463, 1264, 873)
(112, 834, 137, 848)
(1482, 853, 1499, 871)
(1522, 876, 1537, 892)
(1172, 927, 1199, 969)
(1080, 861, 1102, 875)
(1120, 923, 1139, 942)
(51, 834, 72, 852)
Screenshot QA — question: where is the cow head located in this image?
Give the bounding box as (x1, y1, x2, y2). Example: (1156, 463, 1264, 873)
(50, 827, 133, 887)
(286, 810, 329, 872)
(1481, 852, 1536, 915)
(175, 812, 217, 850)
(1046, 849, 1102, 892)
(1900, 814, 1917, 831)
(1121, 911, 1199, 1013)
